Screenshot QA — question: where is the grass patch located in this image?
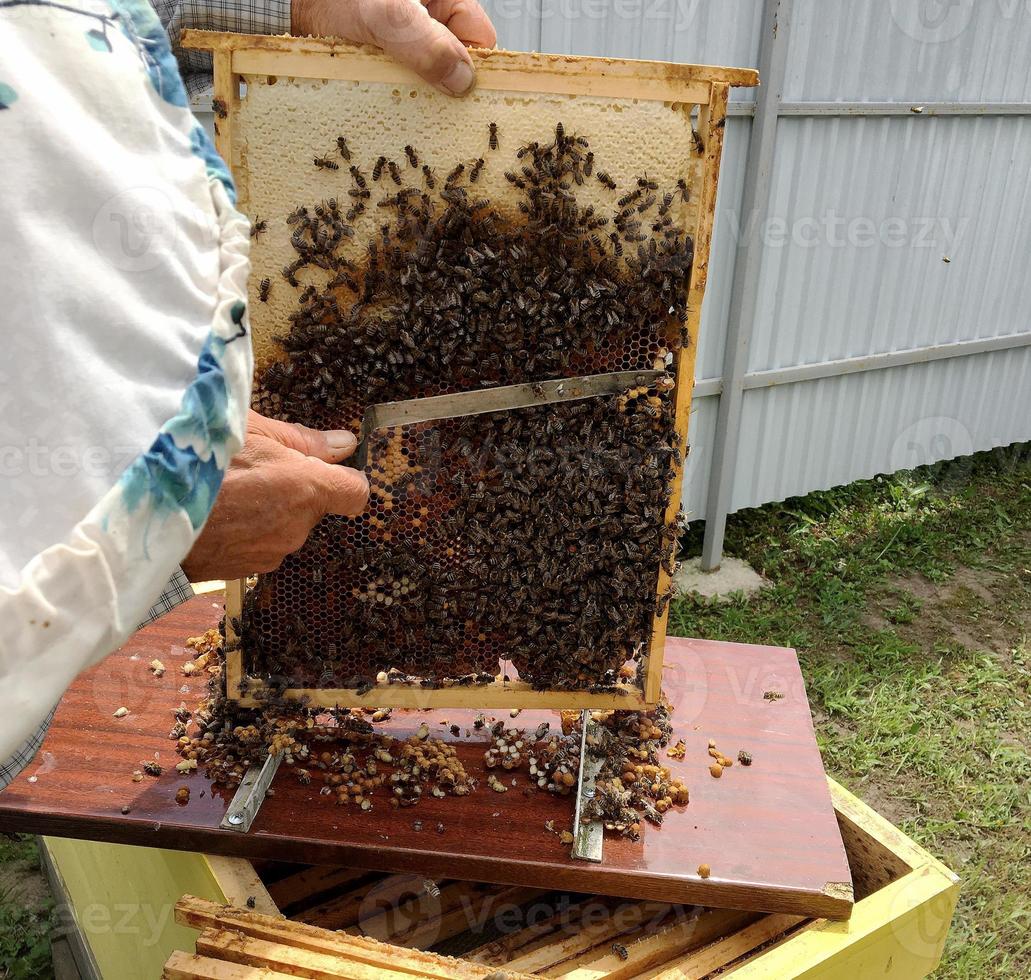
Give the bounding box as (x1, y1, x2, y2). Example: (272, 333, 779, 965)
(670, 443, 1031, 978)
(0, 836, 53, 980)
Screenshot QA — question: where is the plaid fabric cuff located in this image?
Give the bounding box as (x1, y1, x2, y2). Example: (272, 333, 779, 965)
(0, 568, 195, 790)
(138, 565, 195, 631)
(153, 0, 294, 100)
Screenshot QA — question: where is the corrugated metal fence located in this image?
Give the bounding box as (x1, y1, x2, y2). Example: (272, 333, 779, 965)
(485, 0, 1031, 567)
(195, 1, 1031, 568)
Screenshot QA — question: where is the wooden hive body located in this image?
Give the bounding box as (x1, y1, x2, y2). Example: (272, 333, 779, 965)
(153, 782, 957, 978)
(184, 31, 757, 709)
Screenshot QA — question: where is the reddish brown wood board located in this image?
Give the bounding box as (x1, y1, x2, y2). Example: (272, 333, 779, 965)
(0, 594, 853, 919)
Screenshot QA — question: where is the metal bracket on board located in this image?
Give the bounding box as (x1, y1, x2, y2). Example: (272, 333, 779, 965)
(571, 709, 604, 862)
(220, 751, 283, 832)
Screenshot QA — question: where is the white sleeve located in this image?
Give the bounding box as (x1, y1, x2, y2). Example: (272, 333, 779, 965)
(0, 2, 253, 761)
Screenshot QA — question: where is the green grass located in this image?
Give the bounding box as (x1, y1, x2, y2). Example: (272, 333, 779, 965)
(671, 443, 1031, 978)
(0, 836, 53, 980)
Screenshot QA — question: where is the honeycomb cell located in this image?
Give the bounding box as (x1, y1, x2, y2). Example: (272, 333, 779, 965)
(243, 122, 691, 691)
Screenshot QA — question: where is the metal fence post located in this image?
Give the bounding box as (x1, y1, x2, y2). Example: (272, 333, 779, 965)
(700, 0, 791, 571)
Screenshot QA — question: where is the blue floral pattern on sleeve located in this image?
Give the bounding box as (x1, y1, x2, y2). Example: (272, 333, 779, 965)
(110, 0, 236, 201)
(0, 0, 253, 764)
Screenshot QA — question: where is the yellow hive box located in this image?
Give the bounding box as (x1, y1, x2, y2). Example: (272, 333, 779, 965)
(43, 781, 958, 979)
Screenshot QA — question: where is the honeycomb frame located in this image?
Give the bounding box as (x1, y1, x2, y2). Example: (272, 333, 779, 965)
(184, 30, 757, 710)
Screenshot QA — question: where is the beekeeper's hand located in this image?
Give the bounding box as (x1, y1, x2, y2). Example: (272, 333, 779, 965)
(182, 410, 369, 580)
(291, 0, 496, 96)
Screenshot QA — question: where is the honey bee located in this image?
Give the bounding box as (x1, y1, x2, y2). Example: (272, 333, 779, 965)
(313, 156, 339, 170)
(422, 165, 436, 189)
(469, 158, 485, 182)
(387, 160, 402, 185)
(259, 276, 271, 302)
(373, 156, 387, 181)
(336, 136, 351, 160)
(404, 145, 419, 167)
(349, 165, 367, 188)
(677, 177, 690, 202)
(488, 121, 499, 150)
(596, 171, 617, 190)
(249, 217, 267, 238)
(211, 96, 228, 119)
(611, 943, 629, 961)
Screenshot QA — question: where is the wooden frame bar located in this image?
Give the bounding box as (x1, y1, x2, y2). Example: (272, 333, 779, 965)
(184, 30, 757, 711)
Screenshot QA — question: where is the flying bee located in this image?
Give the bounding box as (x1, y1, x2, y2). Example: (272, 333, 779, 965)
(249, 217, 267, 238)
(488, 121, 499, 150)
(314, 156, 339, 170)
(336, 136, 351, 160)
(404, 144, 419, 167)
(259, 276, 271, 301)
(469, 157, 485, 182)
(372, 156, 387, 181)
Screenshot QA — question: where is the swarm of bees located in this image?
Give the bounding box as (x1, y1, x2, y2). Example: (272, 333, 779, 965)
(575, 702, 690, 837)
(173, 631, 689, 833)
(246, 121, 693, 690)
(175, 659, 474, 805)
